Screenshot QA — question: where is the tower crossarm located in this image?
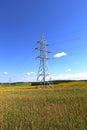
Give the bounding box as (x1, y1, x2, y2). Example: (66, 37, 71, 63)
(36, 56, 50, 60)
(35, 47, 51, 53)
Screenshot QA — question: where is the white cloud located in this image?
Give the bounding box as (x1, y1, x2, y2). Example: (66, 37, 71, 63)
(66, 68, 71, 72)
(26, 72, 36, 76)
(0, 72, 9, 78)
(3, 72, 9, 75)
(51, 72, 87, 80)
(54, 52, 67, 58)
(23, 77, 36, 82)
(23, 72, 36, 82)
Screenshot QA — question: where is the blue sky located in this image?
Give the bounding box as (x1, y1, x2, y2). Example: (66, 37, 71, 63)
(0, 0, 87, 82)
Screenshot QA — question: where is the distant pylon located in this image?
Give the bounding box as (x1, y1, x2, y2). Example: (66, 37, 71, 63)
(35, 34, 53, 87)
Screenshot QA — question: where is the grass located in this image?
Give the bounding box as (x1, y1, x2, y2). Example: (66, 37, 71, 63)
(0, 81, 87, 130)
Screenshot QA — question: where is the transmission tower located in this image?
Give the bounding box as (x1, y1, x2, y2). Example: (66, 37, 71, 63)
(35, 34, 53, 87)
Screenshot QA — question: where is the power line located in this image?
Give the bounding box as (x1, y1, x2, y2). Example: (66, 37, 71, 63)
(49, 27, 87, 46)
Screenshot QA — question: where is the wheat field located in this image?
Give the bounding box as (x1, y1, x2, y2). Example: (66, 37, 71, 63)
(0, 81, 87, 130)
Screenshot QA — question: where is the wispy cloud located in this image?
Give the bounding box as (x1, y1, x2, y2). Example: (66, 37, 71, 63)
(53, 52, 67, 58)
(51, 72, 87, 80)
(0, 72, 37, 83)
(1, 72, 87, 83)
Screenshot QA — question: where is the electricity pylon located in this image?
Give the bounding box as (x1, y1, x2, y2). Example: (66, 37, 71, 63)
(35, 34, 53, 87)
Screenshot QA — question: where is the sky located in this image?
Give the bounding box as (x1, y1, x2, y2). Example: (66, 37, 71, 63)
(0, 0, 87, 82)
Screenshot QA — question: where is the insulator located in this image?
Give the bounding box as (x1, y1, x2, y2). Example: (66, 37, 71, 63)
(35, 47, 38, 50)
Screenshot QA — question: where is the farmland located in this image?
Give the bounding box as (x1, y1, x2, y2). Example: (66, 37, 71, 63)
(0, 81, 87, 130)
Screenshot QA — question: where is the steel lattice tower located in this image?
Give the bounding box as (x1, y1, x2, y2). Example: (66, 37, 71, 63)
(35, 34, 53, 87)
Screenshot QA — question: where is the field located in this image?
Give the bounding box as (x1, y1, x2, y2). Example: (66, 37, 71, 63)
(0, 81, 87, 130)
